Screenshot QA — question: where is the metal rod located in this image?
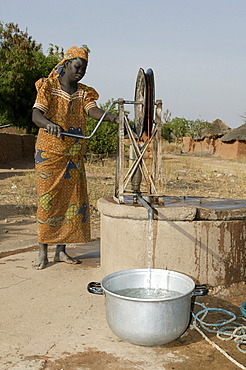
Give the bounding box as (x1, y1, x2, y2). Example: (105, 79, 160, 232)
(123, 120, 149, 187)
(122, 100, 143, 105)
(123, 116, 147, 180)
(44, 100, 119, 139)
(0, 124, 12, 129)
(117, 100, 126, 203)
(44, 99, 143, 140)
(61, 100, 118, 139)
(123, 116, 158, 193)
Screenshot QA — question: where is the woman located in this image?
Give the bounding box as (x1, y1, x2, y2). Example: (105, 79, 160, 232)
(32, 45, 118, 269)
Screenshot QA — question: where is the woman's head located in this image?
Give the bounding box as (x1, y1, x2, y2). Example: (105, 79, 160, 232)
(64, 57, 87, 82)
(48, 45, 90, 79)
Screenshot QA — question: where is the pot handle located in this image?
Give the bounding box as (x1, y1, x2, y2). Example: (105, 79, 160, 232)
(193, 284, 209, 296)
(87, 282, 104, 295)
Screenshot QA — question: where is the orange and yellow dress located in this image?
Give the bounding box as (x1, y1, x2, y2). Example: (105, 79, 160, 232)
(33, 77, 99, 244)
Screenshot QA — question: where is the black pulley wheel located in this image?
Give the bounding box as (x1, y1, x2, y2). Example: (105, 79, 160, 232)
(134, 68, 147, 137)
(144, 68, 155, 136)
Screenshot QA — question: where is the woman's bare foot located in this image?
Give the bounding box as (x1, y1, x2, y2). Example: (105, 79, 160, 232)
(33, 243, 48, 270)
(54, 244, 80, 264)
(54, 251, 80, 264)
(33, 255, 49, 269)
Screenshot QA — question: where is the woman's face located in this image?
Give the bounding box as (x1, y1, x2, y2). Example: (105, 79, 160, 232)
(65, 57, 87, 82)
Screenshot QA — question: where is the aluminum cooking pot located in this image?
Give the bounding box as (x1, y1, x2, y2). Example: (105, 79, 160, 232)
(87, 268, 208, 346)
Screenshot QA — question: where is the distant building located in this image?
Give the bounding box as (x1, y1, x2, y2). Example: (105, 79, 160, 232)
(182, 119, 246, 159)
(200, 119, 231, 139)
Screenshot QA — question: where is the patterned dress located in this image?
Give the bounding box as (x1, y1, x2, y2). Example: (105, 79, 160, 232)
(33, 77, 99, 244)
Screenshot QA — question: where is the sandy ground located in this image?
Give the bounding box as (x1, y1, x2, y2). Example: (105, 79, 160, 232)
(0, 160, 246, 370)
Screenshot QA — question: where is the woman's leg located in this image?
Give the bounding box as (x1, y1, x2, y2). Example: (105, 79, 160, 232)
(33, 243, 48, 269)
(54, 244, 80, 264)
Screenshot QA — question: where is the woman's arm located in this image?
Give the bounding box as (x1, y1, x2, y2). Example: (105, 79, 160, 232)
(32, 108, 62, 138)
(88, 106, 119, 123)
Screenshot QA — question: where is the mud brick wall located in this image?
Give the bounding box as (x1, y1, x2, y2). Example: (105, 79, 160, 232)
(182, 137, 246, 159)
(0, 133, 35, 164)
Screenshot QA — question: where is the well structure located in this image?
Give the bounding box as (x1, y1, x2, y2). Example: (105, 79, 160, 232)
(98, 196, 246, 287)
(93, 68, 246, 288)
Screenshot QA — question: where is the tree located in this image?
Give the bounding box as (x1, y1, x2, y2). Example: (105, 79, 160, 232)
(36, 43, 64, 78)
(0, 23, 61, 133)
(186, 118, 211, 139)
(161, 122, 174, 142)
(161, 117, 211, 141)
(169, 117, 190, 139)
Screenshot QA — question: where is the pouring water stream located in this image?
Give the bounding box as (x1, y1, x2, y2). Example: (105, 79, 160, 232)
(133, 195, 181, 299)
(146, 218, 154, 291)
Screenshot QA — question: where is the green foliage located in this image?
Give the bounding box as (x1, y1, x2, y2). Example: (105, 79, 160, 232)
(36, 43, 64, 78)
(86, 99, 119, 155)
(161, 117, 211, 141)
(186, 118, 211, 139)
(161, 122, 174, 142)
(0, 23, 61, 132)
(169, 117, 190, 139)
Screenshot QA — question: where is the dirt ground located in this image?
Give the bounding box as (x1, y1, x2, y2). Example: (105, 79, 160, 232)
(0, 154, 246, 370)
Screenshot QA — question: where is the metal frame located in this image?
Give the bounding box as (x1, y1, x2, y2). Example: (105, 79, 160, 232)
(114, 99, 163, 203)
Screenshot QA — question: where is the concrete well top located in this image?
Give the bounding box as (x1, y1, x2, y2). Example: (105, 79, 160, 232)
(98, 196, 246, 221)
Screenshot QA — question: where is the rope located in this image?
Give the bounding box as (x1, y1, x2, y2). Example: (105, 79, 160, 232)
(217, 326, 246, 354)
(191, 324, 246, 370)
(191, 302, 246, 369)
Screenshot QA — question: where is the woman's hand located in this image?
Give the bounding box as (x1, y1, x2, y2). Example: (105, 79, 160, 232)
(45, 122, 62, 138)
(32, 108, 62, 138)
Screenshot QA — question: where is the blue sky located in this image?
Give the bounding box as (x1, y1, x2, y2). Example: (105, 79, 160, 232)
(1, 0, 246, 128)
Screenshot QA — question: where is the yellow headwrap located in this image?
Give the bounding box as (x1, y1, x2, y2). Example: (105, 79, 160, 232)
(64, 46, 88, 61)
(48, 45, 89, 79)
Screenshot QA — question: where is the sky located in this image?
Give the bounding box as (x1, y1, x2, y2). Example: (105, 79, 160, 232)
(1, 0, 246, 128)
